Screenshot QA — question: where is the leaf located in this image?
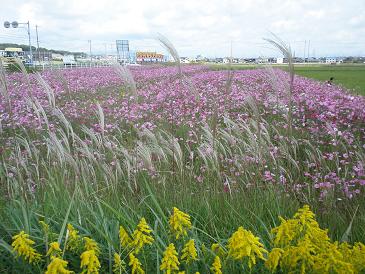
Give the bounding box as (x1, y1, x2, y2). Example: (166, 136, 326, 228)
(341, 205, 359, 242)
(57, 191, 76, 245)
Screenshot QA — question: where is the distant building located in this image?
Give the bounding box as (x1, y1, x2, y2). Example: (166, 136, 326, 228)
(180, 57, 190, 63)
(256, 57, 269, 63)
(52, 53, 63, 61)
(196, 55, 205, 62)
(276, 57, 284, 64)
(326, 57, 343, 64)
(307, 57, 319, 63)
(215, 58, 223, 63)
(244, 58, 256, 63)
(63, 55, 76, 65)
(223, 57, 230, 64)
(136, 52, 164, 63)
(293, 57, 304, 63)
(32, 51, 52, 63)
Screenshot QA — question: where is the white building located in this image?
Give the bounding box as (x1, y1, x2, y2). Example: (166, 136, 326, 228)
(223, 57, 230, 64)
(180, 57, 190, 63)
(257, 57, 269, 63)
(276, 57, 284, 64)
(52, 53, 63, 61)
(326, 57, 343, 64)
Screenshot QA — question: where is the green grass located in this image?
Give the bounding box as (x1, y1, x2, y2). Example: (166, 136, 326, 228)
(294, 64, 365, 96)
(1, 114, 365, 272)
(209, 63, 365, 96)
(1, 65, 365, 273)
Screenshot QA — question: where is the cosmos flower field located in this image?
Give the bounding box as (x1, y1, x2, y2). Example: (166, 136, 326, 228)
(0, 64, 365, 272)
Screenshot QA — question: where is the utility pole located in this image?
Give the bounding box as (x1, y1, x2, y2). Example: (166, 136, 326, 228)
(304, 40, 306, 63)
(110, 43, 115, 60)
(35, 25, 40, 50)
(307, 40, 311, 60)
(26, 21, 33, 65)
(36, 25, 40, 62)
(88, 40, 92, 62)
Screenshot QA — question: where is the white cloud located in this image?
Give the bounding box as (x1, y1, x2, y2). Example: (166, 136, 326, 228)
(0, 0, 364, 57)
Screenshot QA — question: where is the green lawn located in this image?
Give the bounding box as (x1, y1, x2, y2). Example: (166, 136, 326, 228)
(294, 64, 365, 96)
(209, 63, 365, 96)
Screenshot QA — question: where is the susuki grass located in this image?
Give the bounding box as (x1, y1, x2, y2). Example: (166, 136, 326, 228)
(0, 38, 365, 273)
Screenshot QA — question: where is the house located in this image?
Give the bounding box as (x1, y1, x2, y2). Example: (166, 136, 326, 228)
(223, 57, 230, 64)
(325, 57, 343, 64)
(215, 58, 223, 63)
(52, 53, 63, 61)
(276, 57, 284, 64)
(256, 57, 269, 64)
(180, 57, 190, 63)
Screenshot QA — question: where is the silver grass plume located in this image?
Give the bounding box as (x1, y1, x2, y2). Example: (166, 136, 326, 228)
(35, 72, 56, 109)
(112, 62, 137, 97)
(0, 59, 11, 114)
(156, 34, 200, 101)
(14, 58, 33, 100)
(156, 33, 181, 76)
(264, 33, 295, 136)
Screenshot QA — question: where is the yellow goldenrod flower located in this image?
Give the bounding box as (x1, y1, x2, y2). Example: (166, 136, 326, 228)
(272, 205, 330, 249)
(293, 205, 330, 248)
(11, 231, 42, 264)
(227, 226, 267, 268)
(181, 239, 198, 264)
(80, 237, 101, 274)
(119, 225, 132, 248)
(169, 207, 192, 239)
(80, 249, 101, 274)
(265, 248, 284, 273)
(268, 205, 356, 273)
(45, 256, 73, 274)
(338, 242, 352, 258)
(160, 243, 180, 274)
(312, 242, 355, 274)
(131, 218, 154, 253)
(113, 253, 126, 273)
(83, 237, 100, 255)
(271, 217, 297, 247)
(279, 236, 315, 274)
(293, 205, 316, 225)
(129, 253, 145, 274)
(210, 256, 222, 274)
(340, 242, 365, 273)
(46, 242, 62, 257)
(66, 224, 81, 253)
(265, 205, 365, 273)
(211, 243, 227, 258)
(351, 242, 365, 272)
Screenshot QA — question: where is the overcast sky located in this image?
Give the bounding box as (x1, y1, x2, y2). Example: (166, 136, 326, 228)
(1, 0, 364, 57)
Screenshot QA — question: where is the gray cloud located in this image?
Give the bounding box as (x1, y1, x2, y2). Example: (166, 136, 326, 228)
(1, 0, 364, 57)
